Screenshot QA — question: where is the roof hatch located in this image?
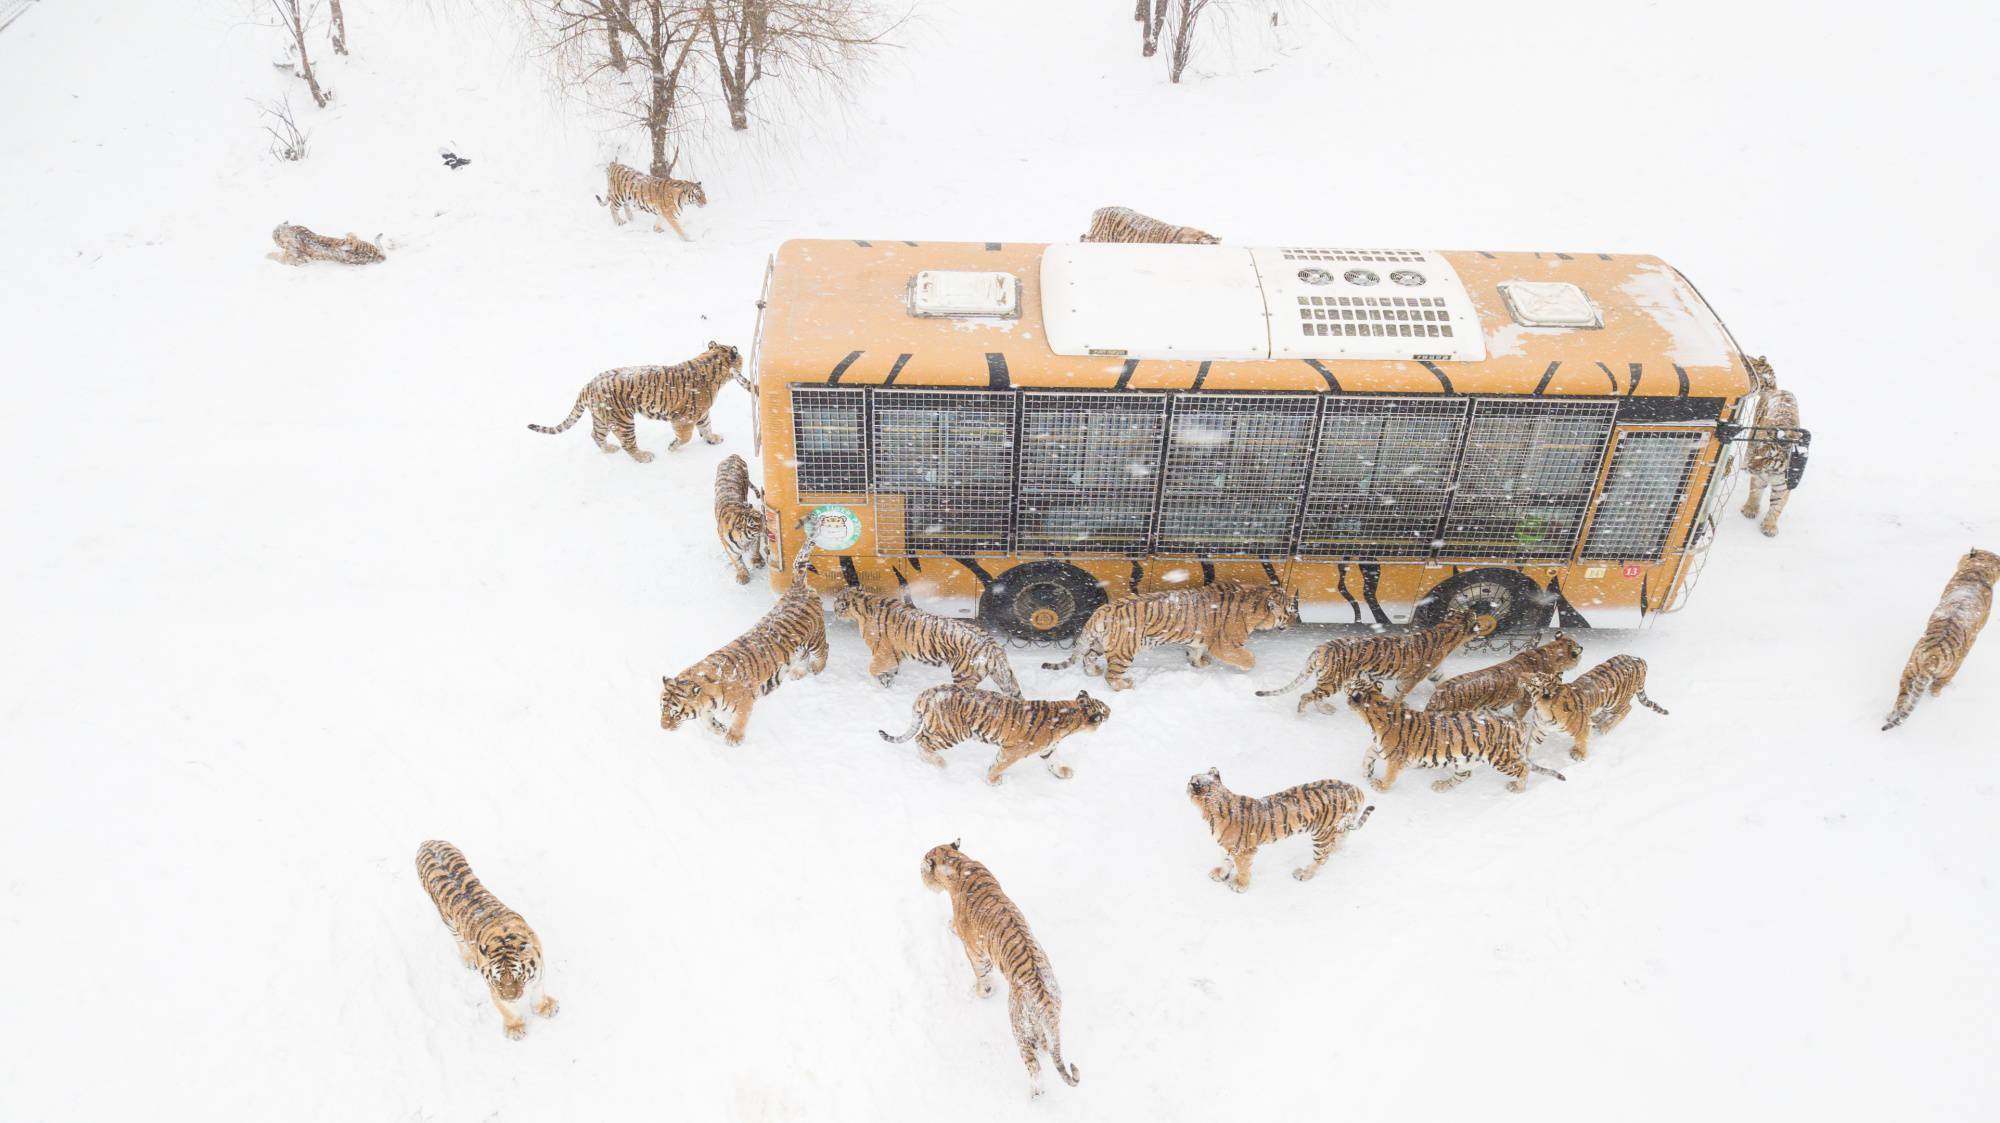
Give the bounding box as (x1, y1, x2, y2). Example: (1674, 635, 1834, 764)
(907, 270, 1020, 318)
(1040, 244, 1485, 362)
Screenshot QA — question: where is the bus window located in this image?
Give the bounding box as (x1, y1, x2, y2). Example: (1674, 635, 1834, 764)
(870, 389, 1015, 555)
(1438, 399, 1618, 562)
(1154, 395, 1317, 558)
(1017, 393, 1168, 557)
(1582, 429, 1707, 562)
(1299, 397, 1469, 560)
(791, 387, 867, 493)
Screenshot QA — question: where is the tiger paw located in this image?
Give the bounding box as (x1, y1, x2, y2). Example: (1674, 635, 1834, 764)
(1760, 525, 1779, 538)
(974, 981, 996, 1000)
(1507, 780, 1528, 793)
(1048, 763, 1074, 780)
(1226, 880, 1247, 894)
(1367, 779, 1390, 793)
(734, 572, 750, 585)
(1107, 677, 1135, 691)
(1209, 866, 1230, 882)
(1569, 748, 1586, 761)
(1740, 504, 1759, 518)
(632, 451, 656, 463)
(504, 1021, 528, 1041)
(1429, 779, 1455, 792)
(536, 996, 559, 1018)
(703, 434, 723, 445)
(1292, 867, 1316, 882)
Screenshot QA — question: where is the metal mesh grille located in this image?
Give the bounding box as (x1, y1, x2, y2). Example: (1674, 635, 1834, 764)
(1017, 393, 1167, 556)
(870, 389, 1015, 555)
(790, 387, 867, 493)
(1437, 399, 1617, 562)
(1299, 398, 1470, 560)
(1281, 248, 1426, 263)
(1582, 430, 1705, 561)
(1296, 294, 1456, 340)
(1155, 395, 1317, 557)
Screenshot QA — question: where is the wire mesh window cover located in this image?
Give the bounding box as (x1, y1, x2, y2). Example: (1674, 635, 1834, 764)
(1155, 395, 1318, 557)
(869, 389, 1016, 555)
(1016, 394, 1168, 556)
(1582, 430, 1705, 561)
(791, 387, 868, 493)
(1437, 399, 1618, 562)
(1298, 398, 1471, 560)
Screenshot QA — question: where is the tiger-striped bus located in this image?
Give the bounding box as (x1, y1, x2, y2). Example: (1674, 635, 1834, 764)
(745, 239, 1804, 639)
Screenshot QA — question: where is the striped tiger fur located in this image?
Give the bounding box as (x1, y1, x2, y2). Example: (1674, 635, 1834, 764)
(1520, 655, 1669, 761)
(920, 840, 1079, 1097)
(528, 341, 746, 463)
(414, 841, 556, 1040)
(713, 454, 767, 585)
(1041, 581, 1295, 691)
(1740, 355, 1802, 537)
(1883, 547, 1999, 730)
(267, 223, 384, 266)
(1080, 206, 1220, 245)
(833, 588, 1023, 696)
(596, 161, 707, 238)
(1185, 768, 1373, 893)
(880, 685, 1108, 784)
(1427, 632, 1584, 717)
(660, 540, 828, 744)
(1258, 605, 1492, 714)
(1348, 680, 1564, 793)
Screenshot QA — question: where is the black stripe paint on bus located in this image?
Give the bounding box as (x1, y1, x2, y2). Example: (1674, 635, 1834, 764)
(883, 353, 912, 386)
(1192, 361, 1211, 391)
(1113, 359, 1139, 391)
(985, 353, 1010, 389)
(838, 557, 860, 587)
(1304, 359, 1342, 391)
(1358, 564, 1391, 625)
(1335, 565, 1362, 622)
(1418, 361, 1456, 394)
(827, 350, 864, 385)
(954, 557, 993, 588)
(1533, 361, 1561, 395)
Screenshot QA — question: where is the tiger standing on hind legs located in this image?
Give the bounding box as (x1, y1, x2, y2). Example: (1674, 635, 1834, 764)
(527, 341, 746, 463)
(712, 454, 766, 584)
(1883, 548, 1999, 730)
(1739, 355, 1805, 537)
(920, 841, 1080, 1098)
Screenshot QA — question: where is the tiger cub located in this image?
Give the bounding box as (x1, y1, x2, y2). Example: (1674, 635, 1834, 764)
(832, 588, 1023, 696)
(528, 341, 746, 462)
(1519, 655, 1669, 761)
(660, 541, 828, 744)
(1740, 355, 1803, 537)
(1041, 581, 1295, 691)
(1883, 547, 1999, 730)
(1259, 605, 1492, 714)
(267, 223, 384, 266)
(596, 161, 708, 238)
(1185, 768, 1373, 893)
(713, 454, 766, 584)
(1427, 632, 1584, 717)
(880, 686, 1109, 784)
(1348, 680, 1564, 793)
(414, 841, 557, 1040)
(1080, 205, 1220, 245)
(920, 840, 1079, 1098)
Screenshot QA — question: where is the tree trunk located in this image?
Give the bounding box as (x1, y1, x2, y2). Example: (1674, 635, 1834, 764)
(1142, 0, 1166, 58)
(329, 0, 347, 55)
(1168, 0, 1198, 82)
(606, 14, 628, 71)
(280, 1, 330, 106)
(705, 3, 751, 130)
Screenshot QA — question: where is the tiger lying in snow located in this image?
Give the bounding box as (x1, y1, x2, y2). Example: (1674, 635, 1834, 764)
(268, 223, 384, 266)
(1081, 206, 1220, 245)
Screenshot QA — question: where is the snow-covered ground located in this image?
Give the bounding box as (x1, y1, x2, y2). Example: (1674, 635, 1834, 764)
(4, 1, 1998, 1119)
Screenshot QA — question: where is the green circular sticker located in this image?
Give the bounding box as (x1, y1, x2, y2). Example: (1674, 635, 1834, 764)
(807, 504, 861, 550)
(1514, 513, 1551, 545)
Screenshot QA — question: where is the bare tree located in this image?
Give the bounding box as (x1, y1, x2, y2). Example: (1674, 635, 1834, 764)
(1163, 0, 1212, 83)
(697, 1, 897, 132)
(1136, 0, 1166, 58)
(257, 97, 311, 161)
(269, 0, 331, 107)
(328, 0, 347, 55)
(525, 1, 706, 177)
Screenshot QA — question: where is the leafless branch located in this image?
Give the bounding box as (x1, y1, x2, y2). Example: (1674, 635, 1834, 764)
(256, 97, 311, 161)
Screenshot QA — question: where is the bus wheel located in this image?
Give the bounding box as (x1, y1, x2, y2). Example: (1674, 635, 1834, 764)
(1413, 569, 1544, 634)
(981, 561, 1107, 643)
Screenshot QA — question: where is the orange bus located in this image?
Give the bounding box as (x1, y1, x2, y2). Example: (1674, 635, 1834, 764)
(748, 239, 1802, 639)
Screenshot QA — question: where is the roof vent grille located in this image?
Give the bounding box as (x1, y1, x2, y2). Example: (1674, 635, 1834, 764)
(1281, 248, 1427, 263)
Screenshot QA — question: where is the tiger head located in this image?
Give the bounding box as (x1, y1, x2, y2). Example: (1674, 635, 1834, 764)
(707, 340, 749, 390)
(1067, 690, 1111, 730)
(478, 933, 539, 1002)
(1519, 672, 1565, 703)
(1536, 632, 1584, 673)
(1241, 584, 1298, 632)
(686, 181, 708, 208)
(1177, 227, 1222, 245)
(1959, 548, 2000, 587)
(659, 673, 711, 730)
(339, 233, 386, 264)
(1435, 603, 1499, 638)
(831, 586, 885, 625)
(1345, 677, 1392, 711)
(1186, 766, 1228, 804)
(1744, 354, 1777, 393)
(920, 838, 966, 892)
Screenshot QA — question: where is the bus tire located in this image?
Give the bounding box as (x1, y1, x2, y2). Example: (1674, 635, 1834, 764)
(1413, 569, 1545, 635)
(980, 561, 1108, 643)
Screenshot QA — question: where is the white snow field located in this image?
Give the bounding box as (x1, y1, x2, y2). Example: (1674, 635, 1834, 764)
(4, 0, 1999, 1119)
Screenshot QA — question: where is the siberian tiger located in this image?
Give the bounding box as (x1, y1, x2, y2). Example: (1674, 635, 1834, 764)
(1080, 206, 1220, 245)
(1347, 680, 1565, 793)
(1740, 355, 1803, 537)
(528, 341, 746, 463)
(713, 454, 767, 584)
(1041, 581, 1296, 691)
(832, 588, 1023, 696)
(1519, 655, 1669, 761)
(597, 161, 708, 238)
(1258, 606, 1493, 714)
(1185, 768, 1373, 893)
(267, 223, 384, 266)
(1427, 632, 1584, 717)
(880, 686, 1109, 784)
(660, 541, 828, 744)
(1883, 547, 1999, 730)
(920, 840, 1079, 1098)
(414, 841, 557, 1040)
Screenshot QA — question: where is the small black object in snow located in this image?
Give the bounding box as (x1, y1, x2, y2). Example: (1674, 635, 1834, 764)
(441, 151, 471, 170)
